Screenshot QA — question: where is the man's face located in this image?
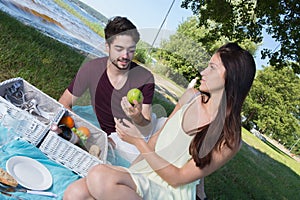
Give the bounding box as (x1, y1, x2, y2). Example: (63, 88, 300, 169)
(107, 35, 136, 70)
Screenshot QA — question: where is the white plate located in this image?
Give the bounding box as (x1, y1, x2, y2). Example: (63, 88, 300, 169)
(6, 156, 53, 190)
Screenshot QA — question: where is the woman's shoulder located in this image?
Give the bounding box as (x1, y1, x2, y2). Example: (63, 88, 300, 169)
(179, 88, 201, 105)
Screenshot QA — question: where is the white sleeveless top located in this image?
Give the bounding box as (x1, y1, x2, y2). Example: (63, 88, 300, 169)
(128, 97, 200, 199)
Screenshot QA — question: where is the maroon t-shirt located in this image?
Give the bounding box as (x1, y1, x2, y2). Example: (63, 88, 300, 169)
(68, 57, 155, 135)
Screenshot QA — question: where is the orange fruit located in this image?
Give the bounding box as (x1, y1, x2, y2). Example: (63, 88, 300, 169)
(77, 126, 91, 138)
(60, 116, 75, 128)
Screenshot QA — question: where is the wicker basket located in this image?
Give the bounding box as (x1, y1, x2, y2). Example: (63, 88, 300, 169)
(0, 96, 49, 146)
(39, 109, 108, 177)
(64, 110, 108, 162)
(0, 77, 65, 126)
(0, 78, 108, 176)
(0, 77, 65, 145)
(39, 131, 105, 177)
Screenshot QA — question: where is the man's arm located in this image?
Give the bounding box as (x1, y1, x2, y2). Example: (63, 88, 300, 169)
(132, 103, 151, 124)
(58, 89, 78, 110)
(130, 103, 153, 137)
(121, 96, 152, 135)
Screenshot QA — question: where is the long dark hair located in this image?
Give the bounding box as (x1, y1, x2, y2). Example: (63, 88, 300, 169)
(189, 43, 256, 168)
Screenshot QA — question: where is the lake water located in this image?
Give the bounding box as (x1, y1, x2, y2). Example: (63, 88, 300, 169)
(0, 0, 107, 57)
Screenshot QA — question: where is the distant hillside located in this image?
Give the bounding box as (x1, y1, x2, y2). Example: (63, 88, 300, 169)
(69, 0, 108, 24)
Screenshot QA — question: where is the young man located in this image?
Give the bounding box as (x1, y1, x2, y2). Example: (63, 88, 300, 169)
(59, 16, 155, 139)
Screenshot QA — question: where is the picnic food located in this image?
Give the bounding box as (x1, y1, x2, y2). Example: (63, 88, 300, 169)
(59, 115, 75, 128)
(127, 88, 143, 105)
(0, 167, 18, 187)
(89, 145, 101, 158)
(56, 125, 89, 151)
(77, 126, 91, 139)
(72, 126, 90, 141)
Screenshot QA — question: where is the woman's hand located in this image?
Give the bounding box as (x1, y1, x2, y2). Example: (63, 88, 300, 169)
(114, 118, 144, 146)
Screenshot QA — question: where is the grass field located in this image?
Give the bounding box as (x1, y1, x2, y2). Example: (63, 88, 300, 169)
(205, 129, 300, 199)
(0, 10, 299, 200)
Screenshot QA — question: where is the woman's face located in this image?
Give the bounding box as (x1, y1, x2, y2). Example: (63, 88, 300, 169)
(199, 53, 226, 93)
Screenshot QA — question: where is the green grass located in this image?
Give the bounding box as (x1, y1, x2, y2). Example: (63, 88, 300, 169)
(0, 11, 85, 99)
(205, 129, 300, 199)
(0, 10, 299, 200)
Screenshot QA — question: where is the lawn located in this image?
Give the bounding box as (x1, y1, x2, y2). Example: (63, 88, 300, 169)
(204, 129, 300, 199)
(0, 10, 299, 200)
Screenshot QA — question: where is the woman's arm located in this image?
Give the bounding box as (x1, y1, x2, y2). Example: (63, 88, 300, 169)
(167, 143, 239, 187)
(130, 88, 201, 166)
(115, 118, 240, 187)
(142, 138, 239, 187)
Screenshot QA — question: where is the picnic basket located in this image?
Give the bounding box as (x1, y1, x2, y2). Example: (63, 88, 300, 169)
(0, 77, 64, 145)
(0, 77, 108, 176)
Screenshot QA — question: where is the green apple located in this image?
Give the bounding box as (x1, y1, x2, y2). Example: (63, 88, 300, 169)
(127, 88, 144, 105)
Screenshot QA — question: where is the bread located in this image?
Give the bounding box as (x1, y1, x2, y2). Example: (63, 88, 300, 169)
(89, 145, 101, 158)
(0, 167, 18, 187)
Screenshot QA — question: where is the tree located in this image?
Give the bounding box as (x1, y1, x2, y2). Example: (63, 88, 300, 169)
(181, 0, 300, 74)
(135, 40, 152, 64)
(157, 19, 210, 85)
(156, 16, 257, 85)
(242, 66, 300, 154)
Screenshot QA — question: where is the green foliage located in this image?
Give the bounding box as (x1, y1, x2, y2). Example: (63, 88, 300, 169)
(176, 16, 231, 55)
(155, 17, 209, 85)
(155, 16, 257, 86)
(242, 66, 300, 154)
(181, 0, 300, 73)
(134, 41, 152, 64)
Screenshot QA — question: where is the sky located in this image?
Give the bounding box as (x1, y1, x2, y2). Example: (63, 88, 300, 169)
(79, 0, 193, 47)
(79, 0, 192, 31)
(79, 0, 276, 69)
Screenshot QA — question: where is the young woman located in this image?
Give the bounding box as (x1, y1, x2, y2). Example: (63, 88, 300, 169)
(63, 43, 256, 200)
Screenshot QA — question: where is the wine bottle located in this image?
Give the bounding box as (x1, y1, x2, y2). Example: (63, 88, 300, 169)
(58, 124, 80, 144)
(51, 124, 88, 151)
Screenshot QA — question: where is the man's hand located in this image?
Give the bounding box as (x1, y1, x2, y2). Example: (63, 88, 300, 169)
(121, 96, 142, 121)
(120, 96, 152, 136)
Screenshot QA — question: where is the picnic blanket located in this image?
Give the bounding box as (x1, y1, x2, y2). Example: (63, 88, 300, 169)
(0, 126, 80, 200)
(0, 105, 165, 199)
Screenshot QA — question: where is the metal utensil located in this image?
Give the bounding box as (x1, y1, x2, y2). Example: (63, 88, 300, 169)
(0, 189, 26, 200)
(0, 184, 57, 198)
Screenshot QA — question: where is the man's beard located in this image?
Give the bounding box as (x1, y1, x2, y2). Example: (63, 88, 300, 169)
(111, 57, 131, 70)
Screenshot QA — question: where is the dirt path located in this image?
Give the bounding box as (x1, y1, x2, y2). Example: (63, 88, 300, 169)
(152, 72, 185, 104)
